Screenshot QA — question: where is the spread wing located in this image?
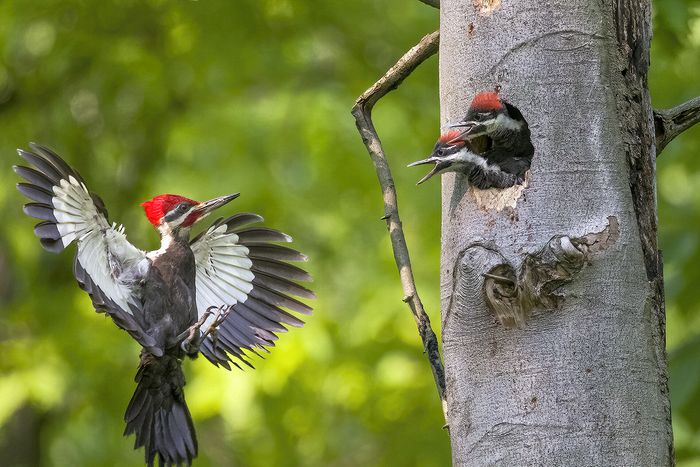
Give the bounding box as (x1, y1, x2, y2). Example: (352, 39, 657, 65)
(191, 215, 314, 369)
(14, 143, 158, 354)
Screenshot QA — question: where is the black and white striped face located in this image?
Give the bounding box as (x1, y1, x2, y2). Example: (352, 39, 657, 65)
(408, 141, 512, 187)
(407, 134, 472, 185)
(163, 201, 198, 226)
(142, 193, 240, 237)
(454, 102, 526, 141)
(464, 107, 499, 126)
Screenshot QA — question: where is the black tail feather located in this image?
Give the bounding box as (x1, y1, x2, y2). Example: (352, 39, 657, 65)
(124, 352, 197, 466)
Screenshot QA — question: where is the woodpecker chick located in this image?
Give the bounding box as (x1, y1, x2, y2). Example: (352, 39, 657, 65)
(409, 91, 534, 189)
(408, 130, 476, 185)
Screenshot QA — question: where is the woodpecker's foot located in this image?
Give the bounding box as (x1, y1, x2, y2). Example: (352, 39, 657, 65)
(200, 305, 232, 340)
(178, 305, 230, 354)
(192, 305, 232, 356)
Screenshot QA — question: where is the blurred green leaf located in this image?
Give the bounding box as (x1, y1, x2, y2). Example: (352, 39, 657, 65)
(0, 0, 699, 465)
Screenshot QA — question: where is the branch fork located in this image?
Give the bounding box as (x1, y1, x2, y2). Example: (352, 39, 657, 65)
(351, 30, 446, 420)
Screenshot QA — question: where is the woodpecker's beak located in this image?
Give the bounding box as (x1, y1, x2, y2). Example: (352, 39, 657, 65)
(446, 121, 486, 141)
(193, 193, 240, 218)
(407, 157, 452, 185)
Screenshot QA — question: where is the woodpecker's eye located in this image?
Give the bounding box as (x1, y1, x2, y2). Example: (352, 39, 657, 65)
(176, 203, 189, 213)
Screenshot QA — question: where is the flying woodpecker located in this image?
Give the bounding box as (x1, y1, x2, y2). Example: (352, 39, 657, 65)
(408, 91, 534, 188)
(14, 143, 314, 467)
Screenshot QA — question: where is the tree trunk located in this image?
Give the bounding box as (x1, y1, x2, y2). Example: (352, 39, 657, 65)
(439, 0, 673, 465)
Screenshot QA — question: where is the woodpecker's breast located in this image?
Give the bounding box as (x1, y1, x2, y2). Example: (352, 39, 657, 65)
(149, 240, 196, 287)
(141, 240, 198, 349)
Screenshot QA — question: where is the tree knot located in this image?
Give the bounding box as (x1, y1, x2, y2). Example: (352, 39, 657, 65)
(481, 216, 619, 328)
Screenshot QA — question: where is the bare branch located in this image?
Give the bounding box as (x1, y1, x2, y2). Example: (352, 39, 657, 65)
(417, 0, 440, 8)
(353, 31, 439, 112)
(350, 30, 447, 422)
(654, 96, 700, 156)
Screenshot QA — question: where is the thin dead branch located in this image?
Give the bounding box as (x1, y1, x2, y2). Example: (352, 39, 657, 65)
(654, 96, 700, 156)
(350, 30, 447, 422)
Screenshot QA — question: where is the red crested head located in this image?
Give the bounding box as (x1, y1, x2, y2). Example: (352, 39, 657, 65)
(469, 91, 504, 112)
(438, 130, 466, 145)
(141, 194, 198, 226)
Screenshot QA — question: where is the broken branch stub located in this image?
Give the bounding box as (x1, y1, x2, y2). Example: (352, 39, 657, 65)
(654, 96, 700, 156)
(481, 216, 620, 328)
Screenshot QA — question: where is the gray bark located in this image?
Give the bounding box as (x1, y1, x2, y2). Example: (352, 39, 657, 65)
(439, 0, 672, 465)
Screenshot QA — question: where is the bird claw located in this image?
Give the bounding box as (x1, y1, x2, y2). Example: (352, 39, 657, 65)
(203, 305, 232, 338)
(178, 305, 232, 354)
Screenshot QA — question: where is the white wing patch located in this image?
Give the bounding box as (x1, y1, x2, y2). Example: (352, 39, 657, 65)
(16, 143, 157, 355)
(191, 224, 255, 328)
(189, 213, 313, 369)
(53, 175, 145, 314)
(52, 176, 104, 246)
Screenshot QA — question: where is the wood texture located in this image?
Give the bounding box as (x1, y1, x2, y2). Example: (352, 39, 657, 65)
(439, 0, 672, 464)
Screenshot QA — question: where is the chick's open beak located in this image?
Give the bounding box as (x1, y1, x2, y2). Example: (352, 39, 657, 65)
(446, 120, 486, 141)
(407, 156, 452, 185)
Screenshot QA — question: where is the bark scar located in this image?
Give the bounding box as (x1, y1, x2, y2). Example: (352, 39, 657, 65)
(482, 216, 619, 328)
(473, 0, 500, 15)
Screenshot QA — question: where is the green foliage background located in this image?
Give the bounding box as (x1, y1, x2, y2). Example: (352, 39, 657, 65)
(0, 1, 698, 465)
